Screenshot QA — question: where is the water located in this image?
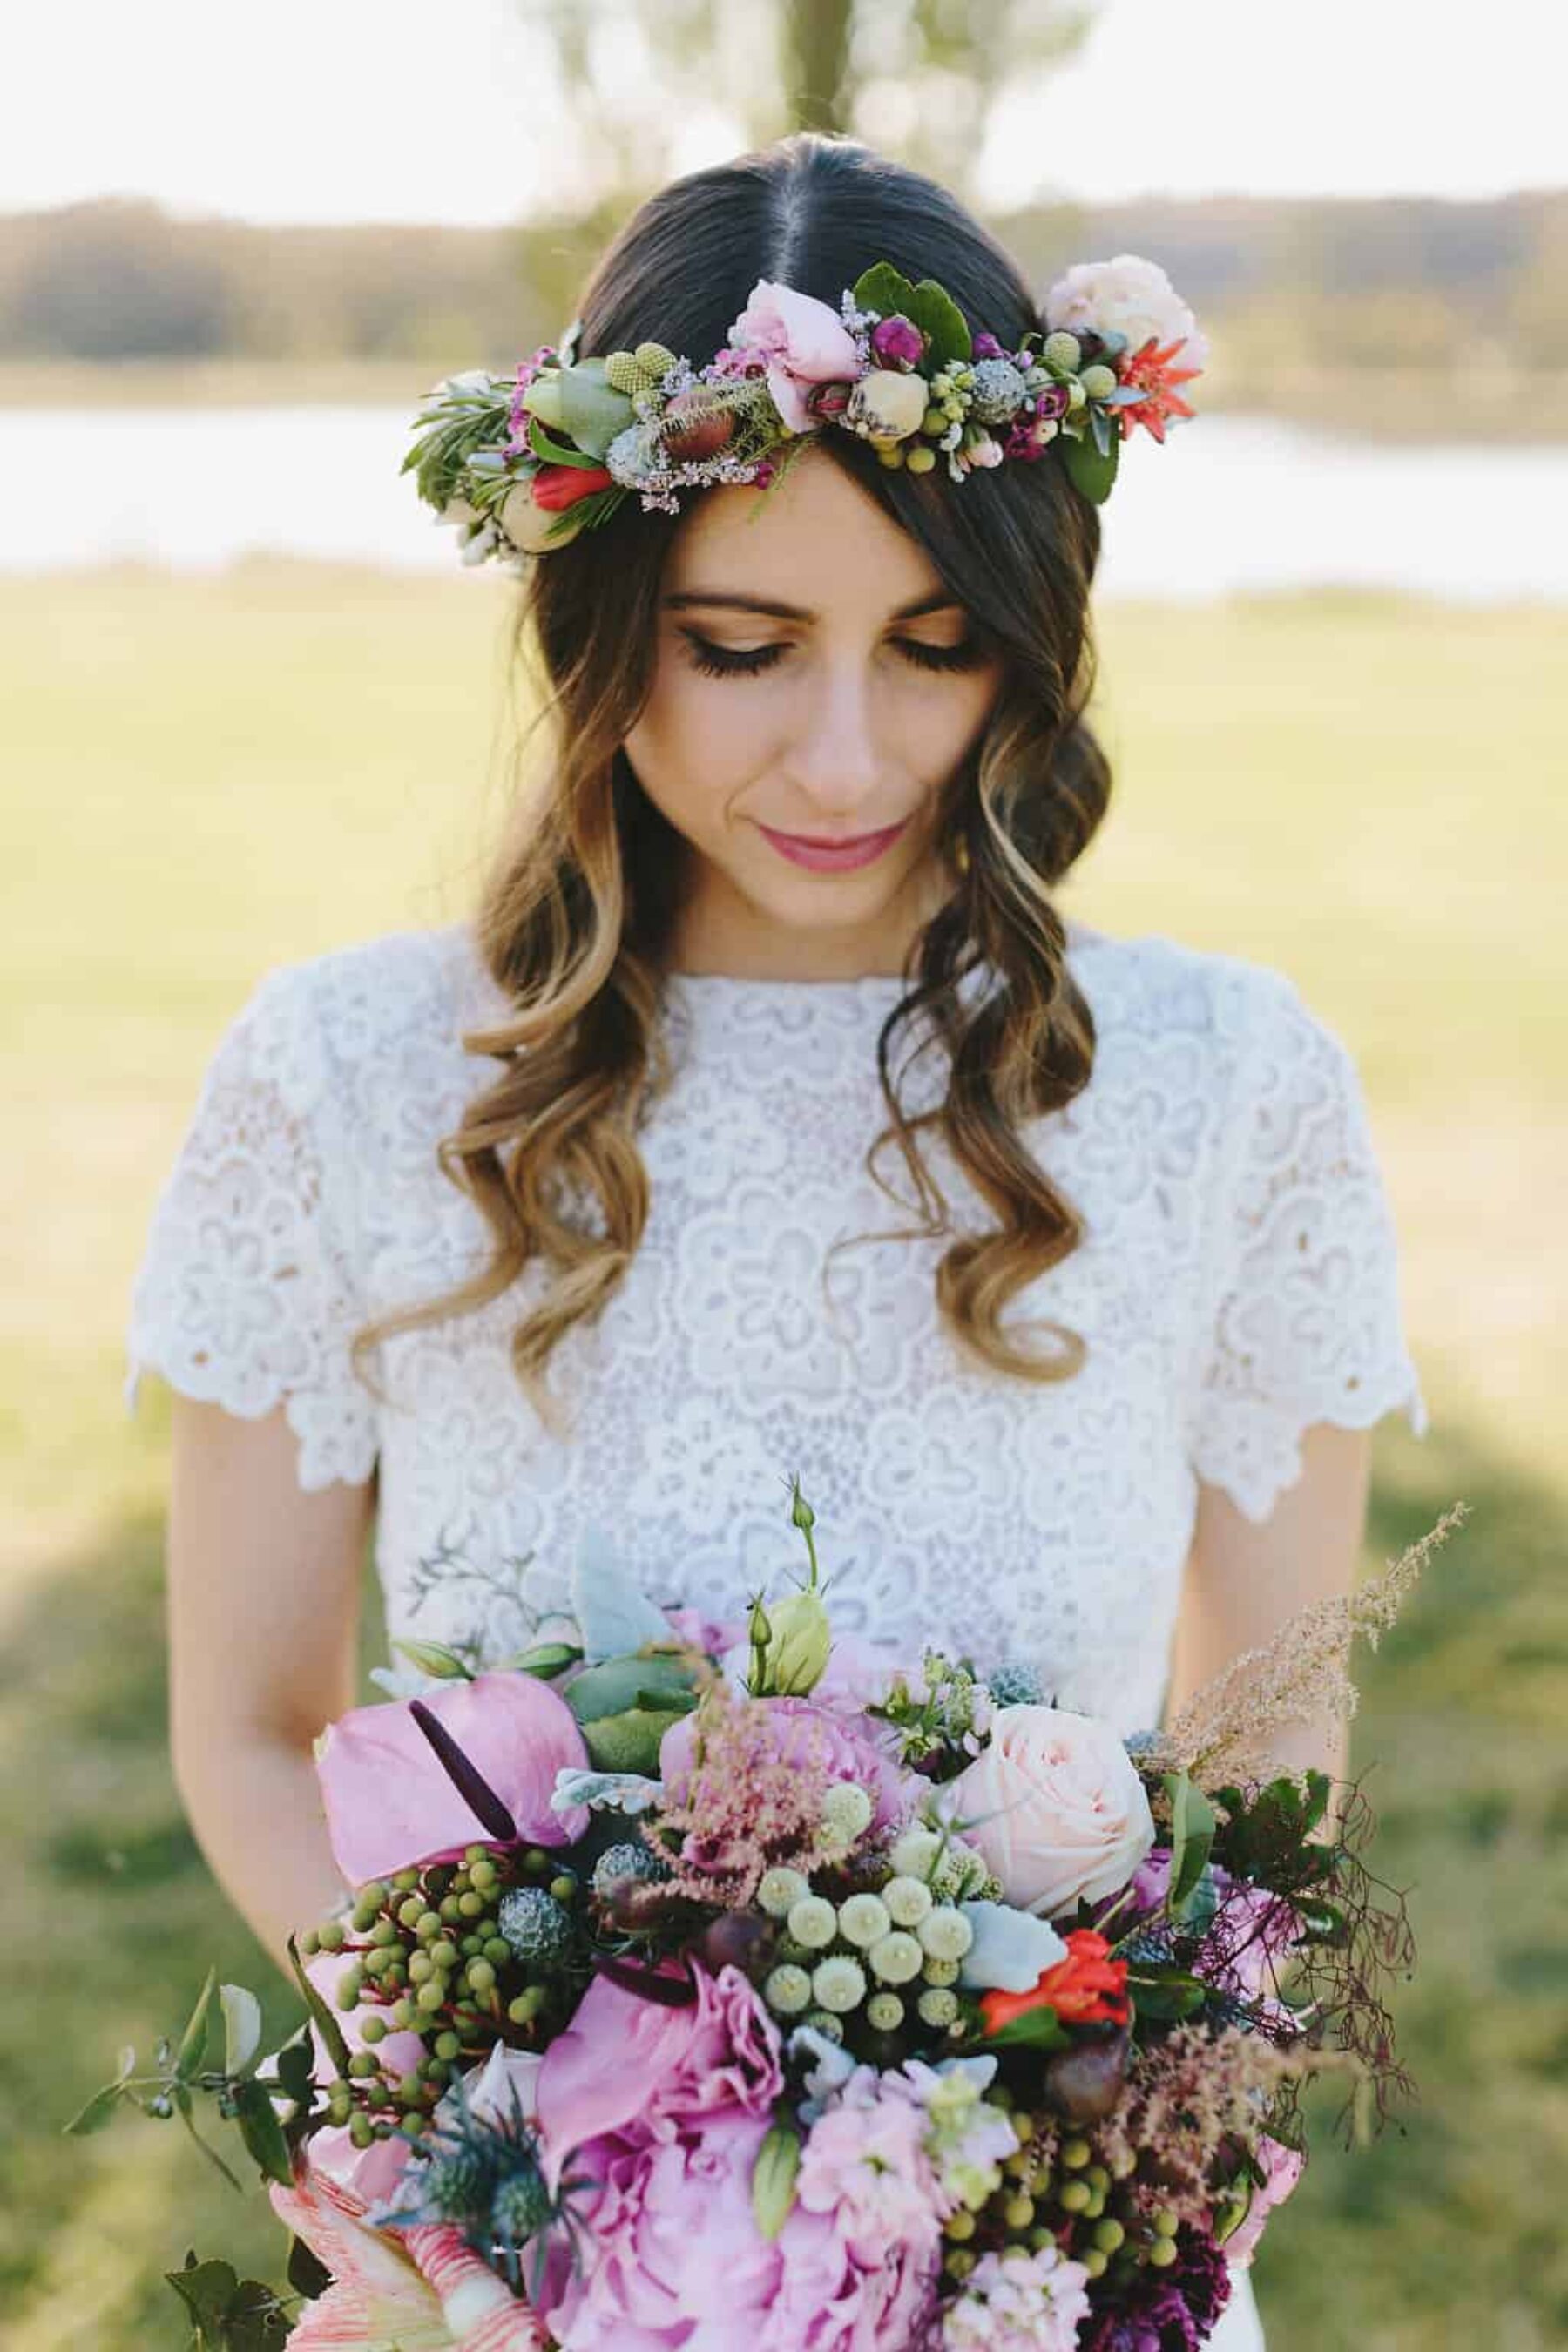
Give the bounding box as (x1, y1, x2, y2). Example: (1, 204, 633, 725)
(4, 402, 1565, 601)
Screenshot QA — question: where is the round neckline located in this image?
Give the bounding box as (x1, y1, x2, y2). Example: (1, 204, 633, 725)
(663, 921, 1109, 991)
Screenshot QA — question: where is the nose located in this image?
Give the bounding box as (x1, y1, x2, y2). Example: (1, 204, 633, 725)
(777, 650, 889, 828)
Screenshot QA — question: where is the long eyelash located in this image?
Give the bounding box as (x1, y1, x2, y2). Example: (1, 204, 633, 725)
(678, 632, 987, 679)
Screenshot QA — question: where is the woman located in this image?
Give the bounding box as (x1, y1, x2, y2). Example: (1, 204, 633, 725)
(125, 133, 1428, 2349)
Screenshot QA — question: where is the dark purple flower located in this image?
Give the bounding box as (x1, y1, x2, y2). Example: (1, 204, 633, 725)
(1079, 2222, 1232, 2352)
(972, 332, 1007, 360)
(871, 314, 926, 368)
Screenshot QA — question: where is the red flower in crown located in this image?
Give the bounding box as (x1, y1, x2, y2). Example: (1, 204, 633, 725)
(532, 462, 615, 510)
(978, 1928, 1132, 2035)
(1113, 335, 1204, 446)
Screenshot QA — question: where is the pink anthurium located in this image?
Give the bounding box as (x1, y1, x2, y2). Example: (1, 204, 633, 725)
(315, 1672, 591, 1889)
(270, 2159, 551, 2349)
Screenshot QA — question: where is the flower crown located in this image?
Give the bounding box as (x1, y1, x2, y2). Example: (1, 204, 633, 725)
(404, 252, 1206, 571)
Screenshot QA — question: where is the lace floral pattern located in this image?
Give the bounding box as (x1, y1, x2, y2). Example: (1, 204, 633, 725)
(125, 919, 1428, 1743)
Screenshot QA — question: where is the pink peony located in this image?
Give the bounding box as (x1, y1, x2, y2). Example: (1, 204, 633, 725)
(727, 280, 862, 434)
(535, 2105, 941, 2352)
(1222, 2132, 1306, 2270)
(314, 1671, 590, 1888)
(535, 1960, 782, 2192)
(947, 1705, 1156, 1919)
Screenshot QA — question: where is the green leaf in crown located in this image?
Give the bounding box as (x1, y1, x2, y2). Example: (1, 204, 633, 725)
(851, 263, 973, 371)
(1062, 422, 1120, 504)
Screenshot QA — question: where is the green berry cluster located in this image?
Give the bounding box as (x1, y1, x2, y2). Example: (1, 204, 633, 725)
(296, 1843, 579, 2149)
(940, 2097, 1186, 2290)
(758, 1862, 975, 2045)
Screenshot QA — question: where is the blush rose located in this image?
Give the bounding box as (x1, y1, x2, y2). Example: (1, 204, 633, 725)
(946, 1705, 1157, 1919)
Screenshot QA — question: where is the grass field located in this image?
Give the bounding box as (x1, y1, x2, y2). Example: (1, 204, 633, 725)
(3, 559, 1564, 2349)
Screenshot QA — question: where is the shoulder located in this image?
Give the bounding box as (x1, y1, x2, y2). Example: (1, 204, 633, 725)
(1070, 923, 1331, 1068)
(237, 922, 484, 1105)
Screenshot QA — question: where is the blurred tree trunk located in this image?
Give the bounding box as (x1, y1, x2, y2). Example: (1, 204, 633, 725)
(785, 0, 855, 133)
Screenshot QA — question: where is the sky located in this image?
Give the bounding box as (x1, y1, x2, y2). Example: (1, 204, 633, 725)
(3, 0, 1563, 226)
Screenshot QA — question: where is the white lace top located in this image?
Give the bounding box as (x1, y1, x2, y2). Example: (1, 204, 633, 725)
(124, 913, 1429, 1747)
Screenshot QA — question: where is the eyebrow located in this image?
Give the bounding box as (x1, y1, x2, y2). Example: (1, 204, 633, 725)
(662, 588, 959, 623)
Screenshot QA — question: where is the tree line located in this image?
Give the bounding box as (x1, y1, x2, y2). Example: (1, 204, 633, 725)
(1, 186, 1561, 376)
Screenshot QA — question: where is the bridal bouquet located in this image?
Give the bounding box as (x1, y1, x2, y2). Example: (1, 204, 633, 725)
(72, 1484, 1462, 2351)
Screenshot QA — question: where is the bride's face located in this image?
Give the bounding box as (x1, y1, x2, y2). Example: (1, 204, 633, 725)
(623, 446, 1003, 977)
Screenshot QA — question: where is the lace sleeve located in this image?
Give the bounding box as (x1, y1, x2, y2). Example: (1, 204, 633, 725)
(123, 960, 380, 1493)
(1187, 966, 1429, 1523)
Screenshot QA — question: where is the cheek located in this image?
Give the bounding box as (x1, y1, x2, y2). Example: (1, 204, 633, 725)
(627, 667, 774, 813)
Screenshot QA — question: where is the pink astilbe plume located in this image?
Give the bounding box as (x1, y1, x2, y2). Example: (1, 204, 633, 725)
(1143, 1503, 1467, 1793)
(646, 1679, 833, 1908)
(1077, 2024, 1308, 2234)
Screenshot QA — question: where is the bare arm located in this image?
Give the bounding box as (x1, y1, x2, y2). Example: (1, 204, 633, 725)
(1163, 1422, 1375, 1827)
(166, 1392, 375, 1978)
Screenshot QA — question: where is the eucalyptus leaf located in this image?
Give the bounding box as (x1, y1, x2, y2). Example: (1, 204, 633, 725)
(62, 2078, 125, 2136)
(558, 360, 639, 462)
(174, 1965, 218, 2082)
(220, 1984, 264, 2079)
(1164, 1772, 1219, 1916)
(527, 415, 606, 471)
(286, 1933, 352, 2084)
(233, 2078, 294, 2188)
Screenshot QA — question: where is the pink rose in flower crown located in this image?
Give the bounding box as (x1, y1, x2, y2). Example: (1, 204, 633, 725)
(1043, 253, 1211, 373)
(946, 1705, 1156, 1917)
(728, 279, 862, 433)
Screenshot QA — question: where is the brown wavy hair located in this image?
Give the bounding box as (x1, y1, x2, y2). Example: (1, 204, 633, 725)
(349, 132, 1114, 1441)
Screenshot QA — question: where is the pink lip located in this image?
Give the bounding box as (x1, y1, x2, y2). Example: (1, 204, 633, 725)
(760, 818, 909, 872)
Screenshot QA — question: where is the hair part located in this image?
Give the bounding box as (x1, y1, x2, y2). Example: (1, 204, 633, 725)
(349, 131, 1112, 1438)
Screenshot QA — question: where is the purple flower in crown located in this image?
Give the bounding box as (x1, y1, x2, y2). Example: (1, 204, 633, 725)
(972, 331, 1008, 360)
(870, 313, 926, 369)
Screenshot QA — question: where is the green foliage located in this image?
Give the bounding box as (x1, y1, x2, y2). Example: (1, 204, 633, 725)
(165, 2253, 293, 2349)
(751, 2119, 802, 2240)
(1211, 1771, 1338, 1896)
(974, 2001, 1072, 2053)
(1161, 1772, 1219, 1919)
(1062, 414, 1120, 503)
(850, 264, 971, 368)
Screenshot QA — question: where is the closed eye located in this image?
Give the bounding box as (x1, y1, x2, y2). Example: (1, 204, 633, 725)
(677, 630, 989, 679)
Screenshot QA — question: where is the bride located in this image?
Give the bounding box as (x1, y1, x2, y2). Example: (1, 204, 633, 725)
(125, 131, 1429, 2350)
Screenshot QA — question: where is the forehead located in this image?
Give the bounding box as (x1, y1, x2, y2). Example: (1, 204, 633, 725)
(663, 443, 947, 618)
